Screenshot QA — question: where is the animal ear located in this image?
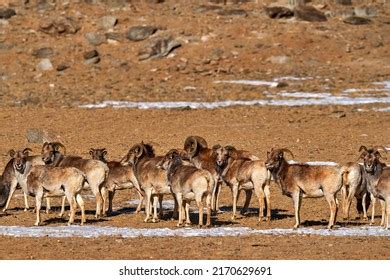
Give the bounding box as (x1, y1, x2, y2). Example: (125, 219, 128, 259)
(375, 151, 387, 160)
(267, 151, 270, 158)
(102, 150, 107, 157)
(22, 148, 32, 156)
(8, 149, 16, 158)
(89, 148, 94, 156)
(359, 146, 368, 153)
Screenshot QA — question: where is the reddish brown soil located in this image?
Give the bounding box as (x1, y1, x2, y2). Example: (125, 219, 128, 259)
(0, 106, 389, 259)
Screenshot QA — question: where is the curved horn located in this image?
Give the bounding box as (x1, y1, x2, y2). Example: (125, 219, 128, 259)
(184, 136, 199, 157)
(52, 142, 66, 155)
(279, 148, 294, 159)
(8, 149, 15, 158)
(89, 148, 95, 156)
(22, 148, 32, 155)
(212, 144, 221, 151)
(373, 145, 388, 153)
(359, 146, 368, 153)
(135, 144, 144, 158)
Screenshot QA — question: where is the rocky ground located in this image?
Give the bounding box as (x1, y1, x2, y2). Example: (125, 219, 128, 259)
(0, 0, 389, 260)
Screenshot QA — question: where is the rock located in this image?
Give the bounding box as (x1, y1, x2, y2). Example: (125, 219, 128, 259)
(264, 6, 294, 19)
(343, 16, 371, 25)
(126, 26, 158, 41)
(37, 59, 53, 71)
(138, 36, 181, 60)
(56, 63, 69, 71)
(99, 16, 117, 30)
(354, 6, 377, 18)
(84, 56, 100, 65)
(268, 55, 290, 64)
(105, 32, 123, 41)
(85, 32, 106, 46)
(32, 47, 54, 58)
(193, 5, 223, 13)
(146, 0, 165, 3)
(217, 9, 248, 17)
(294, 5, 327, 22)
(336, 0, 352, 5)
(39, 17, 80, 35)
(0, 8, 16, 19)
(83, 49, 99, 60)
(26, 128, 59, 143)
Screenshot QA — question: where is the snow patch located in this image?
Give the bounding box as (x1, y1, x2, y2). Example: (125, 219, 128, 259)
(0, 225, 389, 238)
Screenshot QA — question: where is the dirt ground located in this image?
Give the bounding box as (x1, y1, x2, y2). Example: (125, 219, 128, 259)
(0, 0, 389, 260)
(0, 106, 389, 259)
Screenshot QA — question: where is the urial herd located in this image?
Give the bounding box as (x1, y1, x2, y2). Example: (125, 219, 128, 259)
(0, 137, 388, 230)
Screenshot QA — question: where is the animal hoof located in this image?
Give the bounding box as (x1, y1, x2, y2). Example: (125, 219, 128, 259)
(185, 222, 191, 227)
(176, 223, 182, 227)
(67, 222, 72, 226)
(265, 217, 271, 222)
(34, 222, 40, 226)
(363, 217, 369, 221)
(24, 208, 29, 212)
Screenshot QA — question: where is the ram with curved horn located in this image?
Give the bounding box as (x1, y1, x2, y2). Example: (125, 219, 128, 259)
(2, 148, 51, 213)
(214, 145, 271, 221)
(183, 136, 259, 213)
(41, 142, 109, 219)
(358, 146, 389, 228)
(89, 148, 144, 216)
(265, 148, 344, 229)
(121, 142, 174, 223)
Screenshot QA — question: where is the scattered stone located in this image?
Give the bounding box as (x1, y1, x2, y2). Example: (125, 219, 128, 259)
(294, 5, 327, 22)
(56, 63, 69, 71)
(85, 32, 106, 46)
(354, 6, 377, 18)
(343, 16, 371, 25)
(264, 6, 294, 19)
(138, 36, 181, 60)
(217, 9, 248, 17)
(0, 8, 16, 19)
(26, 128, 59, 143)
(105, 32, 123, 41)
(37, 59, 53, 71)
(99, 16, 117, 30)
(84, 56, 100, 65)
(193, 5, 223, 13)
(146, 0, 165, 3)
(331, 111, 346, 119)
(268, 55, 290, 64)
(83, 50, 99, 60)
(336, 0, 352, 5)
(126, 26, 158, 41)
(39, 17, 80, 35)
(32, 47, 54, 58)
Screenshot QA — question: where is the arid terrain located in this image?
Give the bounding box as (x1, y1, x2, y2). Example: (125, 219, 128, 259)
(0, 0, 389, 259)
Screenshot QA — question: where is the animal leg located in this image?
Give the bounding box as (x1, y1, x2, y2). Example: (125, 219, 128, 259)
(240, 189, 252, 215)
(2, 180, 17, 213)
(325, 193, 338, 229)
(264, 184, 271, 222)
(76, 194, 86, 225)
(34, 191, 43, 226)
(231, 184, 239, 221)
(291, 191, 302, 229)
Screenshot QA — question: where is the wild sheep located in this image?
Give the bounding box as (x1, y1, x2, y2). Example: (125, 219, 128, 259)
(2, 149, 51, 213)
(89, 148, 144, 215)
(341, 162, 370, 221)
(26, 165, 86, 226)
(214, 145, 271, 222)
(158, 149, 214, 227)
(184, 136, 258, 213)
(359, 146, 388, 227)
(122, 142, 172, 222)
(265, 148, 344, 229)
(41, 142, 109, 219)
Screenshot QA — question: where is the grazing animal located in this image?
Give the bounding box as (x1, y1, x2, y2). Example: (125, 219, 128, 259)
(122, 142, 172, 222)
(2, 149, 51, 213)
(214, 145, 271, 221)
(359, 146, 388, 227)
(159, 149, 214, 227)
(184, 136, 258, 213)
(26, 165, 86, 226)
(265, 148, 344, 229)
(89, 148, 144, 215)
(341, 162, 370, 221)
(41, 142, 109, 218)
